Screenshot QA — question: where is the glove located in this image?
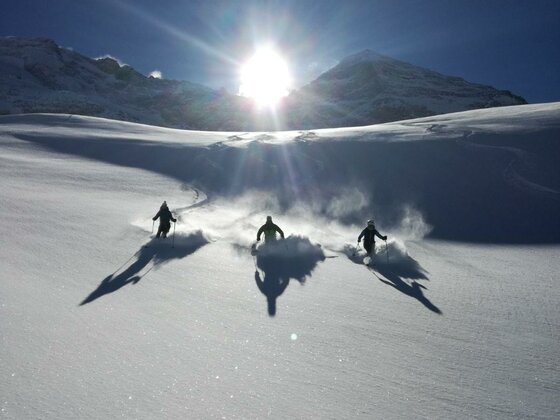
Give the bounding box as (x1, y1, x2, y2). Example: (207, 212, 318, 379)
(152, 217, 156, 221)
(383, 236, 387, 241)
(358, 238, 361, 243)
(257, 238, 260, 242)
(172, 218, 177, 223)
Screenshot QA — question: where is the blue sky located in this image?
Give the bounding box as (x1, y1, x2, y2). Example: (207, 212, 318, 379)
(2, 0, 559, 103)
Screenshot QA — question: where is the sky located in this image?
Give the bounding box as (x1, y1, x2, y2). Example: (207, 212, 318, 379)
(1, 0, 560, 103)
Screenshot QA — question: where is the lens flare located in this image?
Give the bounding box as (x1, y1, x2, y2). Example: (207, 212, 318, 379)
(239, 47, 292, 107)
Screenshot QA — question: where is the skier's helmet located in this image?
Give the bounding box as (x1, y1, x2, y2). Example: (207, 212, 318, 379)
(161, 201, 168, 209)
(367, 219, 375, 226)
(266, 215, 272, 222)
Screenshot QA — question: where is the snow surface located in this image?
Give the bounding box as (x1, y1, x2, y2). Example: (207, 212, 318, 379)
(1, 104, 559, 419)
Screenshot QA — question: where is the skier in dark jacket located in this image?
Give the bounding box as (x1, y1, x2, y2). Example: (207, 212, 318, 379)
(152, 201, 177, 239)
(358, 219, 387, 259)
(257, 216, 285, 243)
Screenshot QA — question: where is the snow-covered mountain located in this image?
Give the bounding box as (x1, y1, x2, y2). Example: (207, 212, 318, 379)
(1, 104, 559, 419)
(1, 37, 527, 130)
(286, 49, 527, 128)
(0, 37, 251, 130)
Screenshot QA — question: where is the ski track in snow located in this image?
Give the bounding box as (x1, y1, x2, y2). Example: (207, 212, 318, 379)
(458, 130, 560, 200)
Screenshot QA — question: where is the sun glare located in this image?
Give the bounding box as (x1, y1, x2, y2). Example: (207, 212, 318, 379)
(239, 47, 292, 107)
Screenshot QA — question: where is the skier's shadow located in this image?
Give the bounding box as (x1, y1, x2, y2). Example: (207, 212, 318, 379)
(375, 267, 441, 314)
(253, 236, 325, 316)
(344, 243, 441, 314)
(80, 231, 208, 305)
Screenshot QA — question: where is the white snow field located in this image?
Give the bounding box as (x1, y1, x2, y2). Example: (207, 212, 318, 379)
(1, 104, 559, 419)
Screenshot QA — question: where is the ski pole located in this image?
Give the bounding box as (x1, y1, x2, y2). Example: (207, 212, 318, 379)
(353, 241, 361, 256)
(172, 222, 176, 248)
(152, 220, 155, 234)
(385, 239, 389, 263)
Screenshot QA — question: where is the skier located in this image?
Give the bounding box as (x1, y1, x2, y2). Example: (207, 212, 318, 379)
(257, 215, 285, 243)
(152, 201, 177, 239)
(358, 219, 387, 264)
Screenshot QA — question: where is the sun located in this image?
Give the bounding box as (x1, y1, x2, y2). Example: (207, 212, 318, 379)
(238, 47, 292, 107)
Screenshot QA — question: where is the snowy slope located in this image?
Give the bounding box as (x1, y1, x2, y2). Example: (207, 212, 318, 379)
(1, 104, 559, 419)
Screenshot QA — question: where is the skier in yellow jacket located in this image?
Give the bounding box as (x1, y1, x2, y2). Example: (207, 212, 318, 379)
(257, 216, 285, 243)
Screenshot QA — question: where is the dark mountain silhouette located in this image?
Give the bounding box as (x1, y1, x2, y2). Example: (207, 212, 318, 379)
(285, 49, 526, 128)
(1, 37, 526, 130)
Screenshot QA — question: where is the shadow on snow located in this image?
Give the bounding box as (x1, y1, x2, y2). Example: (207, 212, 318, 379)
(15, 128, 560, 244)
(253, 235, 325, 317)
(343, 242, 441, 314)
(80, 231, 208, 305)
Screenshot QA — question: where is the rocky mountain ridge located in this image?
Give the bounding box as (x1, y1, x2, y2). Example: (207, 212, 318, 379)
(0, 37, 527, 130)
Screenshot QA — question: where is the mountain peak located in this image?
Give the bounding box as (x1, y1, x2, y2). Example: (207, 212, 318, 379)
(339, 49, 387, 66)
(1, 36, 60, 51)
(0, 36, 528, 130)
